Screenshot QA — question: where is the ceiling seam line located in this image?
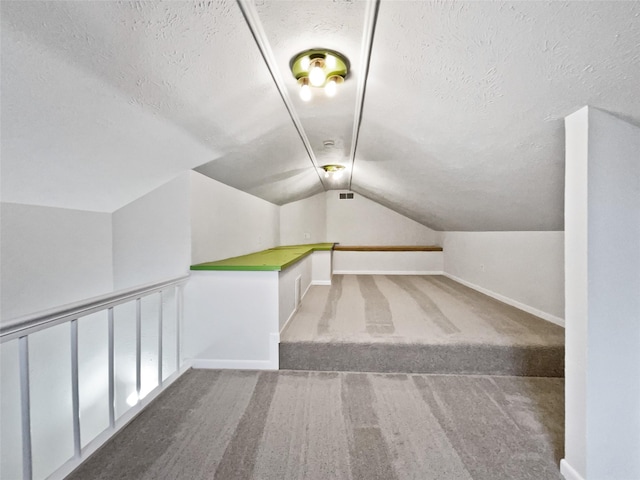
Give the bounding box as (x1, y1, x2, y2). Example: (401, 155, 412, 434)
(347, 0, 381, 191)
(236, 0, 328, 190)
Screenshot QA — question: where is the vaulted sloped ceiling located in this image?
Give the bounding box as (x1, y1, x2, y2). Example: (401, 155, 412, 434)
(2, 1, 639, 230)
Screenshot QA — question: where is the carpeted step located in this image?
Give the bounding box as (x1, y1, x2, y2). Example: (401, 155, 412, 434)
(279, 341, 564, 377)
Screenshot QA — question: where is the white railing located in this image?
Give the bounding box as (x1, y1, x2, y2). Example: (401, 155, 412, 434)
(0, 274, 189, 480)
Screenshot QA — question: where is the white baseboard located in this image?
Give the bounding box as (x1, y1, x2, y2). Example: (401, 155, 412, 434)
(333, 270, 445, 275)
(311, 280, 331, 285)
(443, 272, 565, 327)
(49, 363, 192, 480)
(560, 459, 585, 480)
(191, 358, 277, 370)
(280, 309, 297, 335)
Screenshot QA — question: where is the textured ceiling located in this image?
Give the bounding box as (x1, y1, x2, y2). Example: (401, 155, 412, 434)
(356, 1, 640, 230)
(2, 1, 639, 230)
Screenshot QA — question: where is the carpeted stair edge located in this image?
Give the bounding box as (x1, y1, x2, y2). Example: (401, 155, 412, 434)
(279, 342, 564, 377)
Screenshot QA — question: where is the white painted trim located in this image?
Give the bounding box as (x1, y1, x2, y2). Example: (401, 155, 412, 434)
(236, 1, 326, 187)
(333, 270, 445, 275)
(311, 280, 331, 286)
(443, 273, 565, 327)
(280, 308, 297, 335)
(560, 459, 585, 480)
(269, 332, 279, 369)
(302, 282, 313, 299)
(347, 0, 379, 189)
(191, 358, 277, 370)
(48, 363, 192, 480)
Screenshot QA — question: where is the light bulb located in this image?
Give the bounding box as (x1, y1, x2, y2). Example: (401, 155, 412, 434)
(325, 78, 337, 97)
(300, 83, 312, 102)
(325, 54, 336, 69)
(334, 170, 344, 180)
(300, 56, 310, 71)
(309, 64, 326, 87)
(324, 170, 330, 178)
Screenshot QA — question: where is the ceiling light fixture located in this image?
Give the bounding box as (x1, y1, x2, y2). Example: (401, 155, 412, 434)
(320, 164, 346, 179)
(291, 49, 349, 101)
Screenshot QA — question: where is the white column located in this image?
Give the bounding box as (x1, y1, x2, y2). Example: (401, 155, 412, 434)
(563, 106, 640, 480)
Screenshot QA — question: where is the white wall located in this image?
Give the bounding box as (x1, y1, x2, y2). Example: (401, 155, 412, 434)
(311, 250, 333, 285)
(442, 231, 565, 323)
(326, 191, 439, 246)
(0, 202, 114, 321)
(281, 190, 442, 247)
(112, 173, 191, 290)
(189, 171, 280, 264)
(280, 192, 326, 245)
(586, 108, 640, 480)
(333, 251, 444, 275)
(184, 270, 279, 369)
(563, 107, 640, 480)
(113, 170, 282, 286)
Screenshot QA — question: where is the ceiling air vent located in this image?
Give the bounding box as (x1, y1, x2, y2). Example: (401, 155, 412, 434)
(339, 193, 354, 200)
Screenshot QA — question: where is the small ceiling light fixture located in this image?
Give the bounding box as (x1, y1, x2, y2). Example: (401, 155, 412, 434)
(291, 49, 349, 101)
(320, 164, 346, 179)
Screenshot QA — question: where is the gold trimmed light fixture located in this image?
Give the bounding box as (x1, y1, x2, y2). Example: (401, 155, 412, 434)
(320, 164, 346, 179)
(290, 49, 350, 101)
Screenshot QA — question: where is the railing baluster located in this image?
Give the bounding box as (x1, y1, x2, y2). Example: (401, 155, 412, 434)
(18, 335, 33, 480)
(136, 298, 141, 402)
(158, 291, 163, 387)
(108, 308, 115, 428)
(70, 319, 82, 457)
(2, 276, 187, 480)
(176, 285, 183, 372)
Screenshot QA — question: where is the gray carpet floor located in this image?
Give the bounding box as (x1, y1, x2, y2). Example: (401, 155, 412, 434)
(68, 369, 564, 480)
(282, 275, 564, 347)
(280, 275, 564, 376)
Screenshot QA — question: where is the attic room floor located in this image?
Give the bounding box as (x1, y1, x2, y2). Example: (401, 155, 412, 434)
(280, 275, 564, 377)
(67, 369, 564, 480)
(67, 276, 565, 480)
(281, 275, 564, 346)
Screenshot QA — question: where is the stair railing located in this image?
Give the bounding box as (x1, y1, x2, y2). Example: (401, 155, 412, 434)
(0, 274, 189, 480)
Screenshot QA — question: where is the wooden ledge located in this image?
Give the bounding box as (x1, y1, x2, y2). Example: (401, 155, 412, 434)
(333, 245, 443, 252)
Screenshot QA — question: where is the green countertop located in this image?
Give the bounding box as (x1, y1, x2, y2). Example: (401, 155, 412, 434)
(190, 243, 335, 271)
